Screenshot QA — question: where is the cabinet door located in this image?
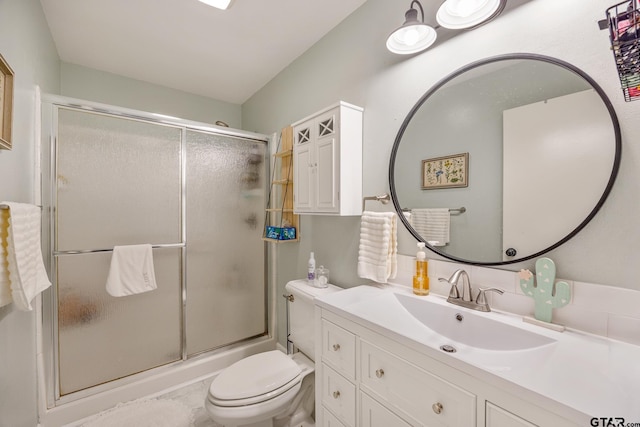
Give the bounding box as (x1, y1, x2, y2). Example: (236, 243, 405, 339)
(315, 110, 338, 213)
(486, 402, 538, 427)
(315, 136, 337, 212)
(293, 124, 313, 212)
(361, 392, 412, 427)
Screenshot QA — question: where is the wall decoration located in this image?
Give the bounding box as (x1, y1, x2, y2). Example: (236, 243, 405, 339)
(421, 152, 468, 189)
(0, 53, 15, 150)
(519, 257, 570, 328)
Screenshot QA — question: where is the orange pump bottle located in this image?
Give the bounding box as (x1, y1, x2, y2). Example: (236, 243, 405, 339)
(413, 242, 429, 296)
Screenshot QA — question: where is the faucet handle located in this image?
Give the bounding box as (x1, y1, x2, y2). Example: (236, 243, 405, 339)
(475, 287, 504, 307)
(439, 277, 460, 299)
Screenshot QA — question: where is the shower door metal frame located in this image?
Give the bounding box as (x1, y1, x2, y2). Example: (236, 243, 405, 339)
(40, 94, 270, 406)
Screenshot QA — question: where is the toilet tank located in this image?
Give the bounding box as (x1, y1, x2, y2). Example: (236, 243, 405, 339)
(285, 279, 342, 360)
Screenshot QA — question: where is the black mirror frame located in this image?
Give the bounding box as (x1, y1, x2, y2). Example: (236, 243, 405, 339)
(388, 53, 622, 266)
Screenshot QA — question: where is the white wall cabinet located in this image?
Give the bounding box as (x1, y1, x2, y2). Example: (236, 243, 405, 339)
(315, 308, 579, 427)
(292, 102, 363, 215)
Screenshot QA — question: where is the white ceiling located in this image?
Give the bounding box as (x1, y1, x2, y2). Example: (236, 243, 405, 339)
(40, 0, 368, 105)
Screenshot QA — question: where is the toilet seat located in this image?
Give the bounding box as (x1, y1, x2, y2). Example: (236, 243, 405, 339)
(208, 350, 302, 407)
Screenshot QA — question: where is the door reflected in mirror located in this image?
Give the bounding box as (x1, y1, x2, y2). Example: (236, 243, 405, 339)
(389, 54, 621, 265)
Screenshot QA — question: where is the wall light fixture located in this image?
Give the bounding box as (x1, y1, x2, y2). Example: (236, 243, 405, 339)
(386, 1, 437, 55)
(436, 0, 506, 30)
(387, 0, 507, 54)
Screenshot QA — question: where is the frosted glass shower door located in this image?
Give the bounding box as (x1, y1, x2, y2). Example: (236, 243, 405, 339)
(185, 130, 267, 355)
(55, 108, 183, 395)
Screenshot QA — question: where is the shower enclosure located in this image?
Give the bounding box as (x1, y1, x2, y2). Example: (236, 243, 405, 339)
(40, 96, 269, 404)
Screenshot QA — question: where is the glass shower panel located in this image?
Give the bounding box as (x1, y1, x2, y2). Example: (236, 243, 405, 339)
(57, 248, 182, 395)
(56, 108, 182, 251)
(185, 130, 267, 356)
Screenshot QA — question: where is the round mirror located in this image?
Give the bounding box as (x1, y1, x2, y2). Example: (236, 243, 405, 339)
(389, 53, 621, 265)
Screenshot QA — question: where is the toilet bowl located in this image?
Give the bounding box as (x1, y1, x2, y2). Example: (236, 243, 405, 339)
(205, 280, 341, 427)
(205, 350, 314, 427)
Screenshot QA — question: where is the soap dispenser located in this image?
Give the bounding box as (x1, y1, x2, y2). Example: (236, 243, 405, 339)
(413, 242, 429, 296)
(307, 252, 316, 284)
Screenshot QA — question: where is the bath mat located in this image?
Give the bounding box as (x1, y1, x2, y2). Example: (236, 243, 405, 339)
(81, 398, 194, 427)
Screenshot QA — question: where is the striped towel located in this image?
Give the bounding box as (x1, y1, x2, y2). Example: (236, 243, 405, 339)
(357, 211, 397, 283)
(410, 208, 450, 246)
(1, 202, 52, 311)
(0, 208, 11, 307)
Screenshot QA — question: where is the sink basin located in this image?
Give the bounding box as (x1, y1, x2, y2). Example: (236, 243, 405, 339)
(394, 293, 556, 351)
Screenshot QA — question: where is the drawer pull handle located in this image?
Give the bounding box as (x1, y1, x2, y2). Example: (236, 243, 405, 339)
(332, 390, 341, 399)
(432, 402, 444, 414)
(375, 368, 384, 378)
(332, 343, 340, 351)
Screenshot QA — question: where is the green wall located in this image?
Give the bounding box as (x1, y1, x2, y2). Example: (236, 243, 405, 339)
(242, 0, 640, 347)
(0, 0, 60, 425)
(60, 62, 242, 128)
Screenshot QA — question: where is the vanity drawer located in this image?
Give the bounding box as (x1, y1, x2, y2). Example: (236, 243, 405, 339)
(321, 319, 356, 379)
(486, 402, 537, 427)
(361, 391, 412, 427)
(321, 363, 356, 427)
(322, 406, 347, 427)
(360, 340, 476, 427)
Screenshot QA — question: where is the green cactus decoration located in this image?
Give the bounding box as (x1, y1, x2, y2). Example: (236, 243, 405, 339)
(519, 257, 570, 323)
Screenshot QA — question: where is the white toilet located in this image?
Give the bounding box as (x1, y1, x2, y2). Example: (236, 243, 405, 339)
(205, 279, 341, 427)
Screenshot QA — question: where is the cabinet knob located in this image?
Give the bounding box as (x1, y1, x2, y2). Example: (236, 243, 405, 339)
(375, 368, 384, 378)
(332, 343, 340, 351)
(332, 390, 341, 399)
(432, 402, 444, 414)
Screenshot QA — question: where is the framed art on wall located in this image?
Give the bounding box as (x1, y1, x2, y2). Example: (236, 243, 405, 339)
(421, 152, 469, 189)
(0, 53, 15, 150)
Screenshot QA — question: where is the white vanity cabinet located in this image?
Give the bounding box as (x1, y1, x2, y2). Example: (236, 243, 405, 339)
(292, 102, 363, 216)
(315, 308, 579, 427)
(485, 402, 537, 427)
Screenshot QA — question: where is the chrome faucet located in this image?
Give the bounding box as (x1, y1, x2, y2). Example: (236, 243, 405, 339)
(439, 269, 504, 312)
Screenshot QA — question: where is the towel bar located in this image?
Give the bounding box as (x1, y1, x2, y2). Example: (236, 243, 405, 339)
(403, 207, 466, 214)
(0, 204, 43, 210)
(362, 193, 391, 211)
(54, 243, 185, 256)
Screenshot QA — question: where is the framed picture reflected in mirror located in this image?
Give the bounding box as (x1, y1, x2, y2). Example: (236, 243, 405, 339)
(0, 53, 15, 150)
(421, 152, 469, 189)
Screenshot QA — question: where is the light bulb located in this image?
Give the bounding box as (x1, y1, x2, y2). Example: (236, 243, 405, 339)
(402, 27, 420, 46)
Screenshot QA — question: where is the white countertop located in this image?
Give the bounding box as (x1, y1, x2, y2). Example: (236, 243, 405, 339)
(315, 283, 640, 422)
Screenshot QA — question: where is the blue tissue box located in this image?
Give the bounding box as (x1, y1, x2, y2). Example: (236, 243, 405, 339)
(265, 226, 296, 240)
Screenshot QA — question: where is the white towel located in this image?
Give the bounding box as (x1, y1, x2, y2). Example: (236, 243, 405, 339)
(410, 208, 450, 247)
(357, 211, 397, 284)
(0, 208, 12, 307)
(0, 202, 52, 311)
(106, 244, 158, 297)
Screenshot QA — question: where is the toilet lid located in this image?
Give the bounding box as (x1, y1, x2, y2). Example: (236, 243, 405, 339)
(209, 350, 302, 401)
